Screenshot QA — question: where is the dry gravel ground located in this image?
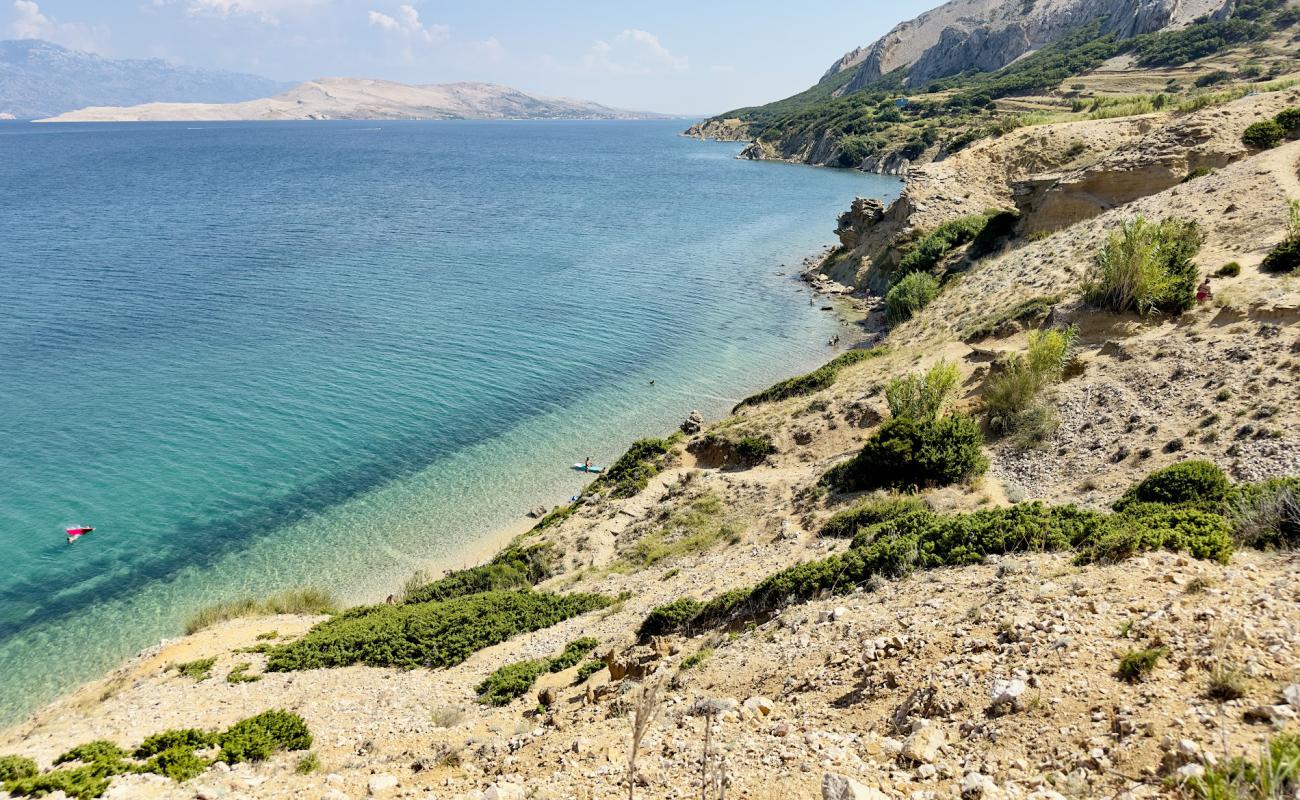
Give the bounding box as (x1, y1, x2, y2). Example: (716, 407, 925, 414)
(3, 81, 1300, 800)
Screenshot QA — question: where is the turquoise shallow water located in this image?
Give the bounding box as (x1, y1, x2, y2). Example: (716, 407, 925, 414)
(0, 119, 899, 724)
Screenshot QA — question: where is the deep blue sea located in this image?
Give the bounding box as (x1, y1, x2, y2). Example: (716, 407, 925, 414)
(0, 119, 898, 724)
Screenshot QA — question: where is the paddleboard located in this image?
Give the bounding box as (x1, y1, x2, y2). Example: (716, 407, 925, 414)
(571, 463, 604, 474)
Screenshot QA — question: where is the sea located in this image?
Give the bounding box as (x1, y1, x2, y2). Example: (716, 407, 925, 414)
(0, 118, 899, 725)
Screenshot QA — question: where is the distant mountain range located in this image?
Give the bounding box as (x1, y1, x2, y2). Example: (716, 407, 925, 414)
(39, 77, 670, 122)
(0, 39, 292, 119)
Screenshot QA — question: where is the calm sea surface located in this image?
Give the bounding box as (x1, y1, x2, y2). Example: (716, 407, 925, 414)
(0, 119, 898, 724)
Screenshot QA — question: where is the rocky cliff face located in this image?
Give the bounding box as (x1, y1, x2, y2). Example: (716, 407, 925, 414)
(829, 0, 1230, 93)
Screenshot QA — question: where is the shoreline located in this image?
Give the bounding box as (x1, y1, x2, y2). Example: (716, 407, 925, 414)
(0, 238, 867, 739)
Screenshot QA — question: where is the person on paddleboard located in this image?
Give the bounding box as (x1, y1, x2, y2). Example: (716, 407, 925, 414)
(583, 457, 594, 472)
(66, 525, 94, 544)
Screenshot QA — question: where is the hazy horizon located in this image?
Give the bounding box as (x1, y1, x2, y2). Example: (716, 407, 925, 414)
(3, 0, 938, 115)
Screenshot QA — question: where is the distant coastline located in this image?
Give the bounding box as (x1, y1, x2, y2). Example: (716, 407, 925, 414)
(38, 77, 673, 123)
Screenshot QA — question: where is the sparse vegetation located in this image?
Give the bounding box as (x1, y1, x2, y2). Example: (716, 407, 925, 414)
(896, 214, 993, 275)
(734, 348, 883, 411)
(1205, 664, 1248, 701)
(960, 295, 1060, 341)
(1226, 476, 1300, 548)
(295, 753, 320, 774)
(133, 729, 217, 759)
(184, 588, 337, 635)
(401, 542, 558, 604)
(618, 493, 740, 570)
(266, 590, 610, 671)
(885, 271, 940, 323)
(1215, 261, 1241, 277)
(1182, 733, 1300, 799)
(1117, 646, 1167, 682)
(885, 361, 959, 422)
(983, 327, 1077, 445)
(680, 648, 713, 670)
(1085, 217, 1204, 315)
(226, 662, 261, 684)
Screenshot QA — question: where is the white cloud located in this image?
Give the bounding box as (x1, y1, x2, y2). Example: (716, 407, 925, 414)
(10, 0, 109, 52)
(368, 4, 447, 44)
(583, 29, 687, 76)
(165, 0, 324, 25)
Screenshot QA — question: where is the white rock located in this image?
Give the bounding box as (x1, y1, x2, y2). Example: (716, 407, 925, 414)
(483, 782, 526, 800)
(571, 737, 594, 754)
(822, 772, 889, 800)
(901, 724, 946, 763)
(1175, 764, 1206, 781)
(743, 696, 775, 717)
(962, 772, 997, 798)
(1283, 684, 1300, 709)
(990, 678, 1026, 708)
(323, 791, 350, 800)
(367, 774, 399, 796)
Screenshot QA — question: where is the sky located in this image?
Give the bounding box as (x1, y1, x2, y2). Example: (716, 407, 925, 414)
(3, 0, 938, 114)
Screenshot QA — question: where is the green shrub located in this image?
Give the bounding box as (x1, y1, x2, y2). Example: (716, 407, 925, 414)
(1215, 261, 1241, 277)
(548, 637, 600, 673)
(5, 767, 112, 800)
(638, 597, 704, 639)
(1261, 234, 1300, 273)
(139, 746, 210, 782)
(734, 348, 883, 411)
(1242, 119, 1285, 149)
(1118, 647, 1167, 682)
(885, 361, 958, 422)
(574, 659, 606, 684)
(1086, 217, 1204, 315)
(218, 710, 311, 764)
(731, 436, 776, 464)
(0, 755, 38, 782)
(1129, 18, 1268, 67)
(885, 271, 940, 323)
(226, 662, 261, 684)
(1076, 505, 1234, 564)
(1184, 166, 1214, 183)
(133, 729, 218, 759)
(402, 543, 557, 604)
(174, 657, 216, 681)
(825, 414, 988, 493)
(820, 494, 927, 538)
(680, 649, 712, 670)
(896, 214, 992, 274)
(1226, 476, 1300, 548)
(596, 438, 675, 498)
(476, 659, 550, 706)
(185, 588, 337, 635)
(1183, 733, 1300, 799)
(266, 590, 610, 671)
(1113, 460, 1230, 510)
(1194, 70, 1231, 87)
(1277, 107, 1300, 135)
(54, 742, 129, 774)
(647, 501, 1104, 639)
